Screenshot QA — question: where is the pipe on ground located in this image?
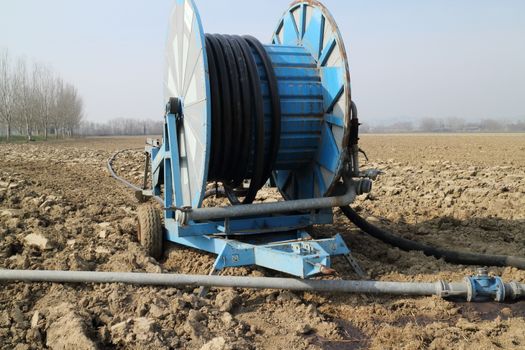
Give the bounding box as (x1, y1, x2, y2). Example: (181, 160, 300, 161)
(1, 270, 523, 302)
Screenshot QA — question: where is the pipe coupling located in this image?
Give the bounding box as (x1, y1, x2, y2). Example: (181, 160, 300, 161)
(436, 280, 451, 298)
(175, 209, 189, 226)
(508, 281, 524, 300)
(435, 280, 465, 298)
(356, 179, 372, 195)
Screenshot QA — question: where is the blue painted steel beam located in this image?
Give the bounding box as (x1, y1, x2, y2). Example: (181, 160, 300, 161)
(173, 212, 332, 237)
(164, 227, 350, 278)
(166, 114, 184, 207)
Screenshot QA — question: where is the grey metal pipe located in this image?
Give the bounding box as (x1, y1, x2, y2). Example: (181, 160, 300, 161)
(179, 183, 358, 224)
(1, 269, 523, 301)
(0, 269, 443, 294)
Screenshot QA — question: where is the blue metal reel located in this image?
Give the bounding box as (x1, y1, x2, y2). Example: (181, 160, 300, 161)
(271, 1, 352, 200)
(165, 0, 352, 208)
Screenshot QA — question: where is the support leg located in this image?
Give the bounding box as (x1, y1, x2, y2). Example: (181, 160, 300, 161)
(198, 267, 221, 298)
(198, 246, 228, 297)
(344, 252, 367, 279)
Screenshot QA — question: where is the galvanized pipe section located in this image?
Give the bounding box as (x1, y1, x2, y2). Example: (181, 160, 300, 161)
(178, 183, 357, 224)
(1, 270, 524, 302)
(0, 269, 435, 294)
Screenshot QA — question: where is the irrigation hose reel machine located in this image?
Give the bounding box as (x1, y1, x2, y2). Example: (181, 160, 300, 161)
(2, 0, 523, 304)
(138, 0, 376, 279)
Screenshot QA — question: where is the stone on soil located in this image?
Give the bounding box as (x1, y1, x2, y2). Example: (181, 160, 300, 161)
(24, 233, 51, 250)
(215, 290, 241, 312)
(46, 304, 97, 350)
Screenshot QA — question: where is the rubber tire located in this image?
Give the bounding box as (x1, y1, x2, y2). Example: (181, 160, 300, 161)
(137, 204, 163, 260)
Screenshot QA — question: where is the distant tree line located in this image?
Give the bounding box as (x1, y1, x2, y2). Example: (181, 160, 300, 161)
(361, 117, 525, 133)
(79, 118, 164, 136)
(0, 49, 84, 141)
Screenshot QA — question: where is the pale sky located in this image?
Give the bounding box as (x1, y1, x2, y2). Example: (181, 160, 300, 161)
(1, 0, 524, 123)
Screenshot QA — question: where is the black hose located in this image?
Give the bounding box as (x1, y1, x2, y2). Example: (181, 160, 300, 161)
(244, 35, 282, 187)
(206, 35, 233, 180)
(340, 206, 525, 269)
(216, 34, 242, 181)
(205, 34, 281, 204)
(234, 35, 266, 204)
(107, 149, 164, 206)
(226, 35, 251, 187)
(204, 36, 221, 180)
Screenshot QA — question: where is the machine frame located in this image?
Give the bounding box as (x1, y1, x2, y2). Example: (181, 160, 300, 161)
(144, 106, 363, 278)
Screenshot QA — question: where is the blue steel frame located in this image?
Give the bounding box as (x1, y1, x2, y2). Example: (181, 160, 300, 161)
(147, 110, 353, 278)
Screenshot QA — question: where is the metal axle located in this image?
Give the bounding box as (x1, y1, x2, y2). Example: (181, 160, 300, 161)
(176, 181, 369, 224)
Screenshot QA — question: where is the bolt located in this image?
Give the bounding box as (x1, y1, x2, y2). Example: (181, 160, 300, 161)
(477, 267, 488, 276)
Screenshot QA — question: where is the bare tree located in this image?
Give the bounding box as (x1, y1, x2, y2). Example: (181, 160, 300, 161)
(68, 87, 84, 136)
(78, 118, 164, 136)
(480, 119, 505, 132)
(50, 77, 64, 138)
(446, 117, 466, 131)
(0, 50, 16, 141)
(419, 117, 439, 132)
(13, 58, 41, 141)
(33, 63, 57, 140)
(1, 49, 85, 142)
(53, 83, 83, 137)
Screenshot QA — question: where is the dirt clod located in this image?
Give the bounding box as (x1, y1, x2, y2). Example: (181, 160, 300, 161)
(215, 290, 241, 312)
(23, 233, 51, 250)
(46, 303, 97, 350)
(200, 337, 230, 350)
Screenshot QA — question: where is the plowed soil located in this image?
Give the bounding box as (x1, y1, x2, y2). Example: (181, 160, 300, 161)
(1, 134, 524, 350)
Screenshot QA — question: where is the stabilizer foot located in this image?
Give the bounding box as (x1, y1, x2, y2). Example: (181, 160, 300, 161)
(344, 252, 367, 279)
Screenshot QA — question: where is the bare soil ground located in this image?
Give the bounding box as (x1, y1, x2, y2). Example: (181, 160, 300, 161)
(0, 134, 524, 350)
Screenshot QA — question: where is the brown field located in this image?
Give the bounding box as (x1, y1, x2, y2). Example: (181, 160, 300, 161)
(1, 134, 524, 349)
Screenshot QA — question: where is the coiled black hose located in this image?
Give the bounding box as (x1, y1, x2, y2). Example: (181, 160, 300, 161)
(340, 206, 525, 269)
(205, 34, 281, 204)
